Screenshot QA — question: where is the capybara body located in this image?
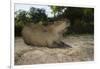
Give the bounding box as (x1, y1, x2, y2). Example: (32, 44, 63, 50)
(22, 20, 70, 48)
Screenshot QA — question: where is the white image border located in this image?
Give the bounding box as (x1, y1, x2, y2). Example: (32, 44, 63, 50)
(10, 0, 95, 69)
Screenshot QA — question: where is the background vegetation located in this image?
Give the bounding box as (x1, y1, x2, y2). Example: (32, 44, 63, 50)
(15, 6, 94, 36)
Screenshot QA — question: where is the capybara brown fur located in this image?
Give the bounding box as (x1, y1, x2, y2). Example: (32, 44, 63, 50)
(22, 20, 70, 48)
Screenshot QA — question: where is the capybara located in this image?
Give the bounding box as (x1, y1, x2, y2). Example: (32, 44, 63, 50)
(22, 20, 71, 48)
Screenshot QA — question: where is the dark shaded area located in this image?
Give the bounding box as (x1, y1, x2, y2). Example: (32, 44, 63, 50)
(51, 41, 72, 48)
(15, 6, 94, 36)
(52, 6, 94, 34)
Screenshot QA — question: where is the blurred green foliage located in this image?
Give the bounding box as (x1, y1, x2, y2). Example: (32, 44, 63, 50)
(29, 7, 48, 23)
(15, 7, 48, 36)
(15, 10, 29, 36)
(51, 6, 94, 34)
(15, 6, 94, 36)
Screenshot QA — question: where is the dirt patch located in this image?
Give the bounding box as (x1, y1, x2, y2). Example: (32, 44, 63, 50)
(15, 34, 94, 65)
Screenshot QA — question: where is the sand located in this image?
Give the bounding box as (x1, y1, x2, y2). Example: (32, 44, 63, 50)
(15, 34, 94, 65)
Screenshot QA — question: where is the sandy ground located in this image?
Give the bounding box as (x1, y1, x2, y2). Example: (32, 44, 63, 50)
(15, 34, 94, 65)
